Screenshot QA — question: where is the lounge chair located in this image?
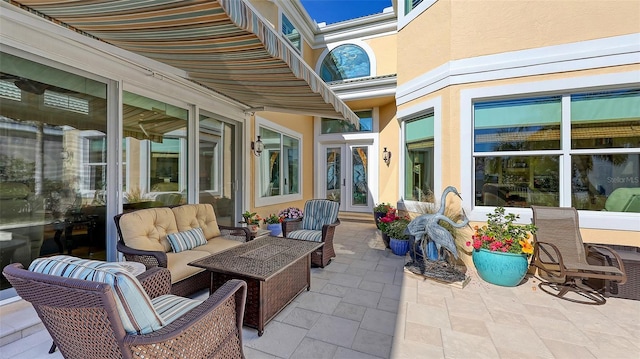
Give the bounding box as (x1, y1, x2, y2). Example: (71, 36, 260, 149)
(530, 205, 627, 305)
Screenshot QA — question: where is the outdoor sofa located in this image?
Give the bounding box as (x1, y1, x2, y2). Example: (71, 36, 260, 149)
(115, 203, 250, 296)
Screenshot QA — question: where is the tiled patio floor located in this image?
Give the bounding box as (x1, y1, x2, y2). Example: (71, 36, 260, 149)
(1, 221, 639, 358)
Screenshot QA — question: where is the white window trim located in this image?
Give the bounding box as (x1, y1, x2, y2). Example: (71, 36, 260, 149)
(397, 33, 640, 107)
(460, 71, 640, 231)
(397, 97, 442, 212)
(314, 40, 377, 79)
(279, 11, 303, 55)
(254, 116, 303, 207)
(398, 0, 437, 31)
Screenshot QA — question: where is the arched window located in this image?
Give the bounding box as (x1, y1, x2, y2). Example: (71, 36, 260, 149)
(320, 44, 370, 82)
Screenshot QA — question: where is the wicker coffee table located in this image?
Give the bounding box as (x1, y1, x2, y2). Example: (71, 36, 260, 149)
(189, 236, 322, 336)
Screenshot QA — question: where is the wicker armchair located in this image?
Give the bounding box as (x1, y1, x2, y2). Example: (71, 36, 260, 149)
(282, 199, 340, 267)
(530, 205, 627, 305)
(3, 262, 247, 359)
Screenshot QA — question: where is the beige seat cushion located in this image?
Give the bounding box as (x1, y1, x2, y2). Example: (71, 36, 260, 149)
(166, 250, 210, 284)
(172, 204, 221, 239)
(118, 208, 177, 252)
(196, 237, 242, 256)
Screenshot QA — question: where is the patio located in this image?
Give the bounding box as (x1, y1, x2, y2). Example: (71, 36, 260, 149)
(1, 220, 639, 358)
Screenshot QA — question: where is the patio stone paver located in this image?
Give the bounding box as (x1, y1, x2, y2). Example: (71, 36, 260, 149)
(306, 314, 360, 347)
(2, 220, 640, 359)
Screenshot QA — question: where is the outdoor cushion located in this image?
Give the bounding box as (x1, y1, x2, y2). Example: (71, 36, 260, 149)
(301, 200, 339, 231)
(118, 207, 178, 252)
(193, 237, 243, 255)
(151, 294, 202, 324)
(165, 250, 210, 283)
(29, 255, 165, 335)
(287, 229, 323, 242)
(167, 227, 207, 253)
(173, 204, 221, 239)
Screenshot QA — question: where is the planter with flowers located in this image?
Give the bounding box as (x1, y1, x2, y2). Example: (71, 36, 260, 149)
(470, 207, 537, 287)
(264, 213, 283, 236)
(384, 217, 411, 256)
(278, 207, 303, 221)
(373, 203, 394, 230)
(241, 211, 262, 234)
(378, 208, 401, 248)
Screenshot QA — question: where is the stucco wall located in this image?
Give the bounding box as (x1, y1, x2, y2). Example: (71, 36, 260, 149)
(378, 101, 400, 204)
(449, 0, 640, 60)
(365, 34, 398, 76)
(397, 0, 451, 84)
(397, 0, 640, 85)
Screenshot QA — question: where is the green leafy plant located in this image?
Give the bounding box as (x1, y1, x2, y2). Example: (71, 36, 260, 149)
(385, 217, 411, 240)
(471, 207, 537, 255)
(242, 211, 261, 225)
(374, 202, 394, 213)
(263, 213, 283, 224)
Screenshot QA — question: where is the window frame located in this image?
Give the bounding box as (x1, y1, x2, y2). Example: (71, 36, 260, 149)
(281, 13, 301, 53)
(397, 97, 442, 212)
(398, 0, 437, 30)
(314, 40, 377, 80)
(460, 72, 640, 231)
(254, 116, 303, 207)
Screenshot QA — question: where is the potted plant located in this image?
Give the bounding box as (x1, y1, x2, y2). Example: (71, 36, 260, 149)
(264, 213, 283, 236)
(278, 207, 303, 221)
(373, 202, 394, 229)
(241, 211, 261, 233)
(378, 208, 400, 248)
(470, 206, 537, 287)
(384, 217, 411, 256)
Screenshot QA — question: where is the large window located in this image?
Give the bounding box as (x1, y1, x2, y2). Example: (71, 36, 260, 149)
(319, 44, 370, 82)
(281, 14, 301, 52)
(321, 110, 373, 133)
(122, 91, 188, 207)
(404, 113, 435, 202)
(257, 125, 300, 201)
(0, 51, 108, 287)
(474, 89, 640, 212)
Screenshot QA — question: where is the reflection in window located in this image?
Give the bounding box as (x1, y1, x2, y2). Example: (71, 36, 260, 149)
(473, 89, 639, 211)
(321, 110, 373, 133)
(0, 51, 107, 279)
(258, 126, 300, 198)
(199, 115, 237, 226)
(404, 114, 434, 202)
(352, 147, 368, 206)
(282, 14, 301, 51)
(122, 91, 187, 207)
(405, 0, 425, 15)
(320, 44, 370, 82)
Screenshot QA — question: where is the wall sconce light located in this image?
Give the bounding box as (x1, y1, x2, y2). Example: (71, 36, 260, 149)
(251, 135, 264, 157)
(382, 147, 391, 166)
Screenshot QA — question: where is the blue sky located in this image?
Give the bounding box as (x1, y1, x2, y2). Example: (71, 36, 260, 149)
(300, 0, 392, 25)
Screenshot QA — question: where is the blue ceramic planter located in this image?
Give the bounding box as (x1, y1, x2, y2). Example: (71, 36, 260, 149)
(472, 248, 529, 287)
(267, 223, 282, 237)
(390, 238, 409, 256)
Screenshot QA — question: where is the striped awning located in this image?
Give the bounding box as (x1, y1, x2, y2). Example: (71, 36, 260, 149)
(11, 0, 359, 127)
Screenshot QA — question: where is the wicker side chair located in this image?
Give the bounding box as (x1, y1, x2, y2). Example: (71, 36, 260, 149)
(282, 199, 340, 267)
(530, 205, 627, 305)
(3, 261, 247, 359)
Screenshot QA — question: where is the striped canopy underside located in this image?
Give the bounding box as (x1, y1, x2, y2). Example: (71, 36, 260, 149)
(14, 0, 359, 126)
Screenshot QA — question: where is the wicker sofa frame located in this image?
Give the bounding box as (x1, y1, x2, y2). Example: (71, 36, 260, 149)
(3, 263, 247, 359)
(114, 204, 251, 297)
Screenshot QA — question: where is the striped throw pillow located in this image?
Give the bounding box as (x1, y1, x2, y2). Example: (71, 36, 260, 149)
(166, 227, 207, 253)
(29, 255, 165, 335)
